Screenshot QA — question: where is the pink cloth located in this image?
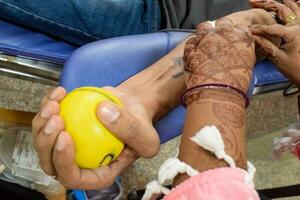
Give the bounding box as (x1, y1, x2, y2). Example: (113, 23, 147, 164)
(163, 167, 259, 200)
(292, 141, 300, 160)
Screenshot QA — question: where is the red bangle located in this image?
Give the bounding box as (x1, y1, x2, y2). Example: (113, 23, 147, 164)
(181, 83, 250, 108)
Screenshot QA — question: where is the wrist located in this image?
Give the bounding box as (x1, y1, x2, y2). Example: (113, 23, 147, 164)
(135, 75, 185, 121)
(119, 72, 184, 121)
(120, 40, 189, 121)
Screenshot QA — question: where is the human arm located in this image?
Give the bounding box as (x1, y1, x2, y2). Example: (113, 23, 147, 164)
(174, 20, 256, 185)
(31, 38, 188, 189)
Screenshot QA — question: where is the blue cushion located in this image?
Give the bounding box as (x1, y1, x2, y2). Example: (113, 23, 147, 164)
(254, 59, 288, 86)
(0, 20, 76, 65)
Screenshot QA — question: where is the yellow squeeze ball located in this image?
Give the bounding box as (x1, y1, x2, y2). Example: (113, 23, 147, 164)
(60, 87, 124, 169)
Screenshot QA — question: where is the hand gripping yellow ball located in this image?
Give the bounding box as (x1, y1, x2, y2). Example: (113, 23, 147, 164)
(60, 87, 124, 169)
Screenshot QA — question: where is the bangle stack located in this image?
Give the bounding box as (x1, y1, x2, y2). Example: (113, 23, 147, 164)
(181, 83, 250, 108)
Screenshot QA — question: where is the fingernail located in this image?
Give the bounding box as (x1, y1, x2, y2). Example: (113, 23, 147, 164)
(99, 102, 120, 123)
(40, 105, 51, 118)
(49, 88, 60, 100)
(44, 118, 57, 134)
(56, 134, 65, 151)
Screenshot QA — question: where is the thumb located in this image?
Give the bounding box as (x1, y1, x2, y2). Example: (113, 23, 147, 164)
(96, 101, 160, 158)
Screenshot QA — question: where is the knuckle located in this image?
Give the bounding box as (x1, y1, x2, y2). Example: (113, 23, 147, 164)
(50, 115, 63, 128)
(34, 134, 52, 152)
(49, 100, 60, 110)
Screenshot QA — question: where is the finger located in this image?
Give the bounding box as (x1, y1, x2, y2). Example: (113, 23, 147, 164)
(32, 101, 60, 137)
(251, 24, 295, 43)
(79, 148, 137, 189)
(283, 0, 300, 16)
(35, 115, 64, 175)
(52, 132, 82, 188)
(41, 87, 67, 108)
(253, 35, 286, 65)
(97, 101, 160, 158)
(250, 0, 296, 24)
(216, 18, 234, 26)
(197, 21, 214, 37)
(53, 132, 137, 189)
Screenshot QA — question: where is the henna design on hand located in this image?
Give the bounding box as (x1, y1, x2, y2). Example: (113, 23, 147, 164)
(184, 22, 256, 93)
(216, 124, 243, 164)
(177, 22, 253, 174)
(185, 89, 247, 169)
(212, 103, 245, 128)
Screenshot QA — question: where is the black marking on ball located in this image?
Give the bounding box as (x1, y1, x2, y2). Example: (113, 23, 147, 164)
(99, 153, 115, 165)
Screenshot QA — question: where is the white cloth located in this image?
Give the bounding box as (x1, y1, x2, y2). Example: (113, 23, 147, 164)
(142, 181, 170, 200)
(142, 157, 199, 200)
(191, 125, 236, 168)
(158, 158, 199, 184)
(142, 125, 257, 200)
(208, 20, 216, 27)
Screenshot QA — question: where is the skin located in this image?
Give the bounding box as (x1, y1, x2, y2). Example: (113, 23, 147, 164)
(250, 0, 300, 86)
(32, 9, 276, 190)
(174, 20, 256, 185)
(32, 40, 187, 189)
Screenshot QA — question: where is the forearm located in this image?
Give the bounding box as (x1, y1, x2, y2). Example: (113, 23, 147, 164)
(174, 90, 247, 185)
(119, 38, 189, 121)
(172, 18, 256, 185)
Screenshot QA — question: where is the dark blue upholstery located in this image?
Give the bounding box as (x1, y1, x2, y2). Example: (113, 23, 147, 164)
(254, 59, 287, 86)
(0, 20, 76, 64)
